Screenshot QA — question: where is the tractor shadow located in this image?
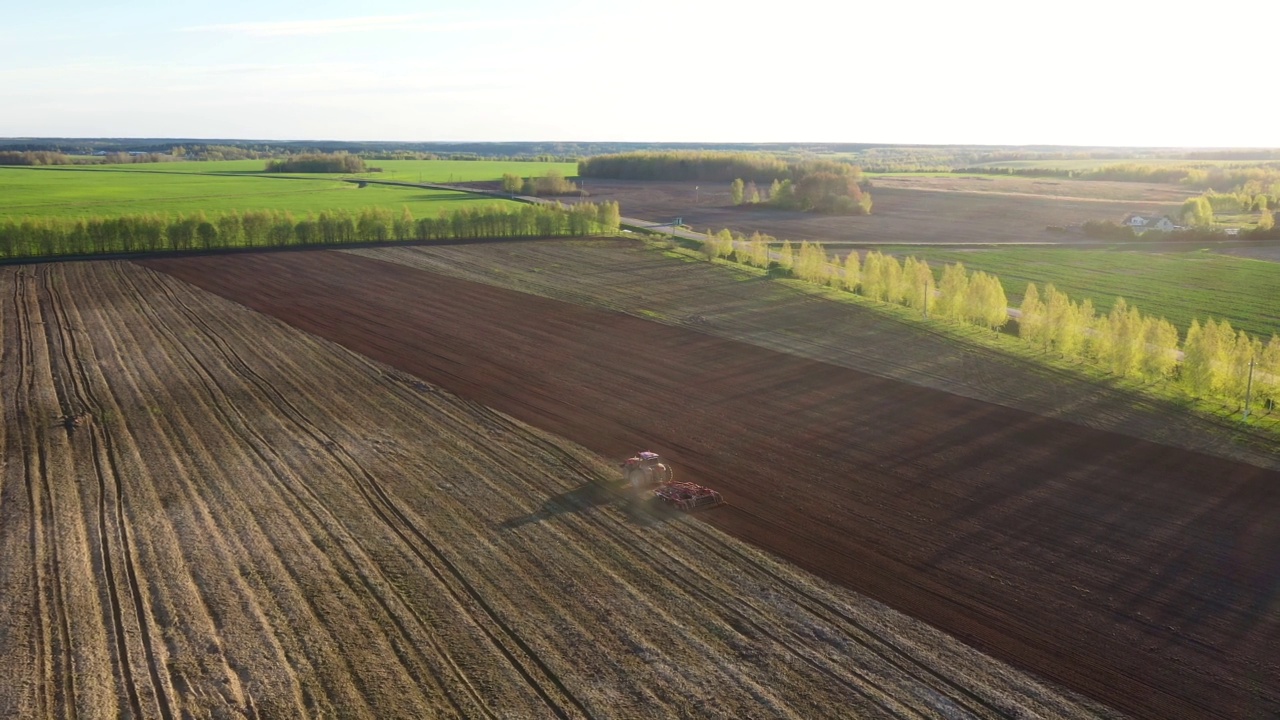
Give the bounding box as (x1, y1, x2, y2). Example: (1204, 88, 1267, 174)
(497, 480, 673, 530)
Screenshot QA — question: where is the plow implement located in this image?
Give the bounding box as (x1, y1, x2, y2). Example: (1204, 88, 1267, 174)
(654, 481, 723, 511)
(623, 451, 724, 511)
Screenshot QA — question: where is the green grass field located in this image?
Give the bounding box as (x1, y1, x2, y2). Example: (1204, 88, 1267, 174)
(873, 246, 1280, 339)
(339, 159, 579, 183)
(65, 158, 579, 182)
(0, 166, 521, 220)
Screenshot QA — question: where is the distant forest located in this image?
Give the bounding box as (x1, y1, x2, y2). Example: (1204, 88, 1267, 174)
(4, 138, 1274, 162)
(265, 153, 368, 173)
(580, 151, 873, 214)
(4, 138, 1278, 168)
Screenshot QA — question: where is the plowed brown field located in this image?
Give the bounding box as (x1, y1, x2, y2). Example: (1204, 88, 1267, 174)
(347, 239, 1280, 470)
(142, 248, 1280, 720)
(1, 260, 1118, 719)
(560, 179, 1183, 245)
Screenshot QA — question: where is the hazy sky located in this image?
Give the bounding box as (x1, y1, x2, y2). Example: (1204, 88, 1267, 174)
(3, 0, 1277, 147)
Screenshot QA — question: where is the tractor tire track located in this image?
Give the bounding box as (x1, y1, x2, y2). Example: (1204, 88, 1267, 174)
(6, 260, 1128, 718)
(505, 417, 1018, 718)
(523, 431, 1091, 719)
(342, 381, 818, 716)
(142, 249, 1280, 719)
(132, 267, 587, 719)
(420, 396, 1077, 718)
(41, 271, 174, 720)
(444, 413, 923, 719)
(88, 265, 362, 718)
(13, 272, 54, 720)
(122, 266, 485, 720)
(377, 393, 927, 717)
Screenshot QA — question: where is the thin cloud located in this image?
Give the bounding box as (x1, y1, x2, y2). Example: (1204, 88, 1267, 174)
(183, 13, 508, 37)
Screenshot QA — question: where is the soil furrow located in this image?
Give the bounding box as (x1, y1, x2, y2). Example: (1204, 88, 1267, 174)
(362, 408, 813, 717)
(87, 267, 373, 718)
(142, 248, 1279, 719)
(15, 273, 54, 720)
(137, 265, 505, 719)
(46, 270, 179, 719)
(120, 266, 480, 719)
(40, 292, 147, 717)
(421, 398, 1012, 718)
(81, 265, 313, 717)
(161, 325, 584, 717)
(5, 259, 1131, 718)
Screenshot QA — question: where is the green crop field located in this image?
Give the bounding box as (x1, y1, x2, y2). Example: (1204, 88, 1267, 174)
(0, 166, 519, 220)
(341, 159, 579, 183)
(67, 158, 579, 182)
(873, 245, 1280, 339)
(68, 160, 266, 173)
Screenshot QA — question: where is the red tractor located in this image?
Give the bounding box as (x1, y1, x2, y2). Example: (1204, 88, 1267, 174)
(621, 451, 673, 490)
(621, 451, 723, 511)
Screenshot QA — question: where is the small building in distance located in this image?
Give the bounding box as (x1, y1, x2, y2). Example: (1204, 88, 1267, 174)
(1123, 213, 1180, 232)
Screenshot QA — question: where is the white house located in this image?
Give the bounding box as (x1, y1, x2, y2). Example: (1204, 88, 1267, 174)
(1123, 213, 1180, 232)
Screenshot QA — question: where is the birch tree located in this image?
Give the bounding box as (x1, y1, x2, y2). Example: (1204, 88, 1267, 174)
(777, 239, 794, 272)
(1019, 282, 1046, 347)
(861, 250, 885, 300)
(881, 254, 906, 306)
(1259, 335, 1280, 404)
(1141, 318, 1180, 380)
(843, 250, 861, 293)
(937, 263, 969, 321)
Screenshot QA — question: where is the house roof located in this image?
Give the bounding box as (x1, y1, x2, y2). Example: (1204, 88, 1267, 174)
(1124, 213, 1176, 225)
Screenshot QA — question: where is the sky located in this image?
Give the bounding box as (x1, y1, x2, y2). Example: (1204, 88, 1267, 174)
(2, 0, 1277, 147)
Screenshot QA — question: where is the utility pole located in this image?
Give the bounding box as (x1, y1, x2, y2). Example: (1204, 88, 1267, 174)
(1243, 357, 1256, 421)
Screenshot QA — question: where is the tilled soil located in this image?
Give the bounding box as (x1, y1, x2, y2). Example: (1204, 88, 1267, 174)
(2, 261, 1117, 719)
(560, 178, 1183, 245)
(144, 249, 1280, 720)
(349, 239, 1280, 469)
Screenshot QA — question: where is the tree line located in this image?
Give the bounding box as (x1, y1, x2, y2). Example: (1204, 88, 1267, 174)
(0, 201, 621, 260)
(700, 231, 1008, 330)
(500, 170, 580, 196)
(955, 162, 1280, 195)
(1020, 283, 1278, 405)
(264, 153, 370, 173)
(695, 231, 1280, 411)
(0, 150, 174, 166)
(1178, 190, 1276, 231)
(732, 174, 873, 214)
(579, 151, 792, 182)
(578, 151, 869, 186)
(0, 150, 75, 166)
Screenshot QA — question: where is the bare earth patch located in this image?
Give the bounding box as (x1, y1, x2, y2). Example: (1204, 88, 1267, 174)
(569, 178, 1182, 246)
(1, 260, 1119, 719)
(144, 248, 1280, 720)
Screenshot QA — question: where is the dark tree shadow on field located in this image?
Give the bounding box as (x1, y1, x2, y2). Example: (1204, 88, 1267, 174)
(497, 480, 671, 530)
